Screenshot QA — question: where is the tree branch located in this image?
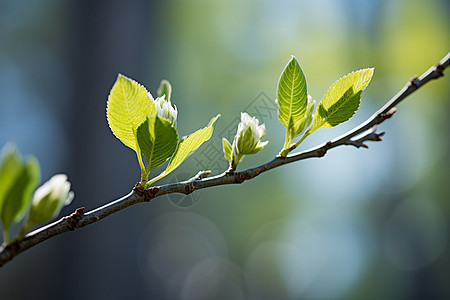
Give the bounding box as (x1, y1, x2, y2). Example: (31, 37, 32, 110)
(1, 52, 448, 267)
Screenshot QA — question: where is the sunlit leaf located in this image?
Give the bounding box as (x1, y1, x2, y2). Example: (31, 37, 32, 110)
(222, 137, 232, 161)
(308, 68, 374, 134)
(106, 74, 156, 151)
(277, 56, 308, 130)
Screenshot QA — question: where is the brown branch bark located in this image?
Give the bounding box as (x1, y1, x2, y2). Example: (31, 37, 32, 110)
(1, 52, 449, 267)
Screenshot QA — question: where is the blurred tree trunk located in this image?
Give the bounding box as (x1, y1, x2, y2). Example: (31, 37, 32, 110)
(63, 0, 157, 298)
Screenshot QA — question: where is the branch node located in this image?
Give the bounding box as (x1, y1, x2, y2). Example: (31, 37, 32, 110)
(133, 182, 145, 197)
(236, 172, 246, 183)
(74, 207, 85, 216)
(184, 182, 195, 195)
(435, 62, 445, 77)
(193, 170, 211, 180)
(318, 142, 332, 157)
(258, 164, 268, 175)
(65, 207, 85, 230)
(144, 186, 160, 201)
(409, 76, 420, 87)
(380, 107, 397, 119)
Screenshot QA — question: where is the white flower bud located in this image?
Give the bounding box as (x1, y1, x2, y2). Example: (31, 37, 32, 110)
(27, 174, 74, 226)
(149, 93, 178, 123)
(234, 112, 268, 157)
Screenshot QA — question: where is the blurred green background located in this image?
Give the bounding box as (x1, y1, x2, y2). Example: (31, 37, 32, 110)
(0, 0, 449, 299)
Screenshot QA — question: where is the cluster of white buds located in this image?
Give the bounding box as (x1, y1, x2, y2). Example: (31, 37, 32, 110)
(223, 112, 268, 171)
(149, 93, 178, 124)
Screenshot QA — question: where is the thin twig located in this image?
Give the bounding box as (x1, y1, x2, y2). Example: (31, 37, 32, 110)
(1, 52, 448, 267)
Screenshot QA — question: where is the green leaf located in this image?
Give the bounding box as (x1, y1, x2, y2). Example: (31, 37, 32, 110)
(308, 68, 374, 133)
(106, 74, 156, 152)
(147, 115, 220, 185)
(0, 156, 39, 231)
(136, 116, 178, 171)
(277, 56, 308, 130)
(0, 144, 22, 216)
(166, 114, 219, 173)
(289, 95, 315, 140)
(157, 79, 172, 101)
(222, 138, 232, 161)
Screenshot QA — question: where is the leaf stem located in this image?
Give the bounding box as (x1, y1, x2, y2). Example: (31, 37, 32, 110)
(136, 149, 148, 185)
(146, 172, 166, 187)
(279, 130, 292, 157)
(2, 230, 9, 244)
(294, 131, 310, 148)
(279, 129, 311, 157)
(228, 153, 243, 172)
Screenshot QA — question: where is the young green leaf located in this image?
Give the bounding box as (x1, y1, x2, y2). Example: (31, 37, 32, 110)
(136, 116, 178, 172)
(157, 79, 172, 102)
(107, 74, 156, 180)
(222, 138, 232, 162)
(0, 144, 22, 217)
(147, 115, 220, 185)
(277, 56, 308, 130)
(289, 95, 316, 140)
(0, 156, 39, 234)
(308, 68, 374, 134)
(107, 74, 156, 150)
